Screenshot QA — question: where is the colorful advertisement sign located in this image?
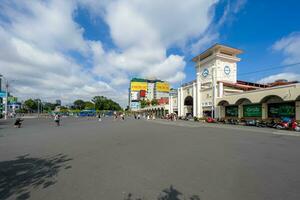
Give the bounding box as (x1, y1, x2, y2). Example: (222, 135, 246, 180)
(8, 97, 18, 103)
(130, 102, 140, 110)
(140, 90, 146, 97)
(131, 82, 147, 91)
(0, 92, 6, 98)
(156, 82, 170, 92)
(130, 91, 139, 101)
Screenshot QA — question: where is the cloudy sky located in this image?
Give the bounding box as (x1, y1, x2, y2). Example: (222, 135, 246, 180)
(0, 0, 299, 107)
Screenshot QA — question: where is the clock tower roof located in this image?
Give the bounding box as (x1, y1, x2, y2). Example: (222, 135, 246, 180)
(192, 44, 243, 63)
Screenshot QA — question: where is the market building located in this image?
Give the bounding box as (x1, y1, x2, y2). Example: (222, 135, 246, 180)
(134, 44, 300, 120)
(176, 44, 300, 120)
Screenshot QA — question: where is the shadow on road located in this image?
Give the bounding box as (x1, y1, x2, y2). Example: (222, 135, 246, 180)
(0, 153, 72, 200)
(123, 185, 201, 200)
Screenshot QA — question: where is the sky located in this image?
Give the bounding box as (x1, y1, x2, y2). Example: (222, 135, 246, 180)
(0, 0, 300, 107)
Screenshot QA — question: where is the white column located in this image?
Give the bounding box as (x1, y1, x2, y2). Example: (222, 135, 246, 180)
(196, 73, 202, 118)
(218, 82, 223, 98)
(180, 87, 184, 117)
(177, 88, 181, 116)
(212, 67, 217, 118)
(169, 95, 173, 114)
(193, 82, 196, 117)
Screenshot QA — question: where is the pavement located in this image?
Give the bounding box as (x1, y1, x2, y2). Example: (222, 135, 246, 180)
(1, 117, 300, 200)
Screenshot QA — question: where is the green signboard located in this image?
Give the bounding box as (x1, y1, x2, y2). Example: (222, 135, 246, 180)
(243, 104, 262, 117)
(225, 106, 238, 117)
(268, 102, 295, 118)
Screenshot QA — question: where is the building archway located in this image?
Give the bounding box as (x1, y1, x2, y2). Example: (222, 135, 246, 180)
(217, 100, 229, 106)
(184, 96, 193, 117)
(260, 95, 284, 104)
(296, 95, 300, 101)
(235, 98, 252, 105)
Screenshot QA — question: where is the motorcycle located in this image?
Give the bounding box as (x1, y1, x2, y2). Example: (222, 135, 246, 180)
(14, 118, 24, 128)
(275, 121, 290, 130)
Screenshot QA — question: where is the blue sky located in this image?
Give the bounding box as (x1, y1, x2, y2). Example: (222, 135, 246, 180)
(0, 0, 299, 106)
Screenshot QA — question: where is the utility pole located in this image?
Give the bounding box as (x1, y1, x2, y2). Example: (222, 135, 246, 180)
(37, 99, 40, 118)
(5, 80, 8, 120)
(0, 74, 9, 120)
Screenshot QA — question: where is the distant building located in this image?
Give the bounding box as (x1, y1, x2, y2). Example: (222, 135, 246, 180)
(129, 78, 170, 111)
(56, 99, 61, 106)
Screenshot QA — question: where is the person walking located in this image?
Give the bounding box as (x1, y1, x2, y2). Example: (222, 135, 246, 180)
(98, 113, 102, 122)
(54, 114, 60, 126)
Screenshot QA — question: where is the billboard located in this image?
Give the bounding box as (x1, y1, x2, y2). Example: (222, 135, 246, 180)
(130, 91, 140, 101)
(156, 82, 170, 92)
(131, 82, 147, 91)
(130, 102, 140, 110)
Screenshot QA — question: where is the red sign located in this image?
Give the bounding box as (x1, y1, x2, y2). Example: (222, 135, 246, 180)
(158, 97, 169, 105)
(140, 90, 146, 97)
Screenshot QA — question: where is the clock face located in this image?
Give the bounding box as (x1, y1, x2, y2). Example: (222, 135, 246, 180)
(202, 68, 209, 77)
(224, 66, 231, 75)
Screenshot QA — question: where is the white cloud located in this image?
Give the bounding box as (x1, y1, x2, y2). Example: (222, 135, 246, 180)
(0, 0, 235, 106)
(272, 32, 300, 64)
(258, 32, 300, 84)
(258, 73, 300, 84)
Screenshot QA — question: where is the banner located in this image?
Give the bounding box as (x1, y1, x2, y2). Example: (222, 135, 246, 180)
(225, 106, 238, 117)
(156, 82, 170, 92)
(131, 82, 147, 91)
(268, 102, 295, 118)
(243, 104, 262, 117)
(8, 97, 18, 103)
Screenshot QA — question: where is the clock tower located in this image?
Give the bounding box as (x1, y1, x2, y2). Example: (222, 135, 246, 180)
(191, 44, 243, 118)
(192, 44, 242, 85)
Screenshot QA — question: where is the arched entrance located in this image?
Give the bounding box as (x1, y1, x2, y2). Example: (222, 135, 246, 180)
(184, 96, 193, 117)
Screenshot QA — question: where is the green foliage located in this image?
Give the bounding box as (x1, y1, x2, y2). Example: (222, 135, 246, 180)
(43, 102, 56, 112)
(73, 99, 85, 110)
(84, 101, 95, 110)
(92, 96, 122, 111)
(151, 99, 158, 106)
(140, 100, 147, 108)
(24, 99, 38, 111)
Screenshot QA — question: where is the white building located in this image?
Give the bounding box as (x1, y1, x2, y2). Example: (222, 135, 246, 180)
(139, 44, 300, 121)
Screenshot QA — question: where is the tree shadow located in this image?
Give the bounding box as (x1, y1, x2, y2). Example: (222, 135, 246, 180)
(0, 153, 72, 200)
(123, 185, 201, 200)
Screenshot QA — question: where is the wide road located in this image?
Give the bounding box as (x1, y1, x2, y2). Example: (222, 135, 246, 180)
(1, 117, 300, 200)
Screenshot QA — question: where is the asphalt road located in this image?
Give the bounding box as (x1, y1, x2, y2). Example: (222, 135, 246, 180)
(1, 117, 300, 200)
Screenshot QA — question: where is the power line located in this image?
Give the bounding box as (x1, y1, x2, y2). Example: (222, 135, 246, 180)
(238, 62, 300, 77)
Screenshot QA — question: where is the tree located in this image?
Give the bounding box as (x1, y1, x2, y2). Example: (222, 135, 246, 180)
(43, 102, 56, 112)
(92, 96, 122, 111)
(84, 101, 95, 110)
(24, 99, 38, 112)
(73, 99, 85, 110)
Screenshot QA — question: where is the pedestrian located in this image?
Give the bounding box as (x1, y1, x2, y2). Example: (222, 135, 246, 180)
(54, 114, 60, 126)
(98, 113, 102, 122)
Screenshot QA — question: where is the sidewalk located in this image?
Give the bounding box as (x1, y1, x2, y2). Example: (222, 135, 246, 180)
(146, 118, 300, 137)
